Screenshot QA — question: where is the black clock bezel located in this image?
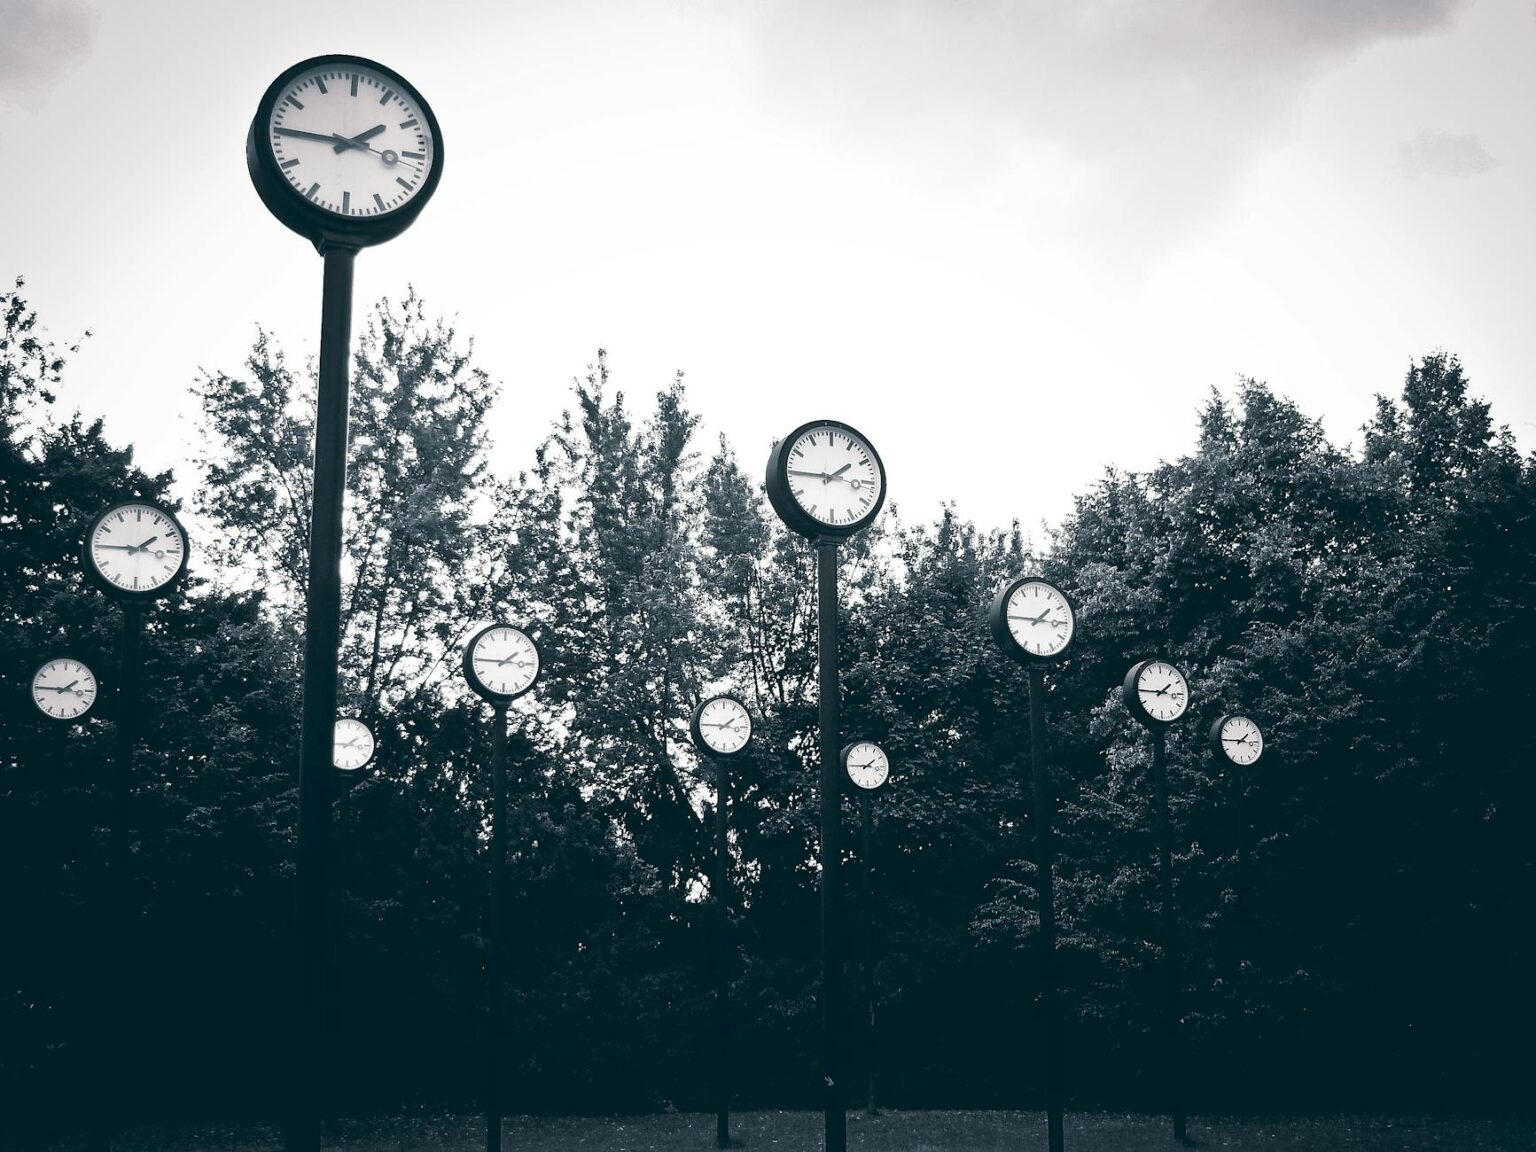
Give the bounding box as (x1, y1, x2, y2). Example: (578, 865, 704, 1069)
(689, 694, 754, 759)
(840, 740, 891, 795)
(765, 419, 887, 542)
(31, 656, 98, 722)
(462, 622, 542, 704)
(332, 714, 377, 774)
(247, 54, 445, 253)
(1122, 657, 1190, 728)
(82, 499, 191, 603)
(988, 575, 1077, 665)
(1209, 713, 1263, 766)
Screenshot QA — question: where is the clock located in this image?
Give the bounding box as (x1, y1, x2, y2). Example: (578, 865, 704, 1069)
(1210, 714, 1263, 766)
(462, 623, 541, 703)
(1122, 658, 1190, 726)
(333, 716, 376, 771)
(31, 658, 97, 721)
(841, 740, 891, 794)
(765, 419, 886, 540)
(690, 694, 752, 757)
(248, 55, 444, 251)
(989, 576, 1076, 663)
(83, 499, 190, 600)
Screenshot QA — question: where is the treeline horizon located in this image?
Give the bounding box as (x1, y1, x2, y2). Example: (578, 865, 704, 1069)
(3, 275, 1534, 1138)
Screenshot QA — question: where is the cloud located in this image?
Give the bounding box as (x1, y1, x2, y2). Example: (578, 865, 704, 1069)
(1398, 128, 1497, 178)
(0, 0, 96, 109)
(743, 0, 1469, 260)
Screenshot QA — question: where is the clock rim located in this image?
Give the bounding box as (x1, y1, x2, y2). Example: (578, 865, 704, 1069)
(82, 498, 190, 602)
(31, 657, 98, 721)
(988, 575, 1077, 665)
(461, 621, 542, 704)
(840, 739, 891, 794)
(689, 693, 753, 758)
(332, 714, 377, 772)
(1209, 713, 1263, 765)
(247, 53, 445, 252)
(765, 418, 887, 541)
(1121, 657, 1190, 727)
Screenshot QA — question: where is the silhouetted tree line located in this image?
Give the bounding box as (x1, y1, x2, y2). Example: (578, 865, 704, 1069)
(3, 276, 1533, 1136)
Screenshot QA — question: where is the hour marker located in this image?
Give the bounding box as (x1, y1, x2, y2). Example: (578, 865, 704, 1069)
(342, 191, 351, 214)
(402, 151, 424, 160)
(285, 95, 304, 110)
(281, 158, 300, 169)
(350, 73, 358, 96)
(379, 88, 394, 105)
(395, 176, 413, 190)
(399, 118, 419, 129)
(315, 76, 328, 94)
(305, 182, 320, 200)
(373, 193, 386, 211)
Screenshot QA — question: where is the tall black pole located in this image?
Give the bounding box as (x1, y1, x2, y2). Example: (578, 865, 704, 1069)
(289, 244, 357, 1152)
(1028, 665, 1064, 1152)
(859, 793, 877, 1116)
(90, 603, 142, 1152)
(487, 702, 509, 1152)
(817, 540, 847, 1152)
(714, 757, 731, 1149)
(1151, 727, 1185, 1142)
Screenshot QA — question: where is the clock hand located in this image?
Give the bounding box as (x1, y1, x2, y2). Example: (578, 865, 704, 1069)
(789, 469, 832, 482)
(332, 124, 386, 153)
(275, 126, 352, 146)
(828, 463, 852, 480)
(134, 535, 159, 551)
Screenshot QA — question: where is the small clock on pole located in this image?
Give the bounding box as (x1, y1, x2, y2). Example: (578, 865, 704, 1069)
(1211, 714, 1263, 767)
(463, 623, 540, 1152)
(690, 694, 753, 1149)
(1122, 656, 1191, 1142)
(840, 740, 890, 1116)
(31, 658, 98, 722)
(988, 574, 1075, 1152)
(766, 418, 886, 1152)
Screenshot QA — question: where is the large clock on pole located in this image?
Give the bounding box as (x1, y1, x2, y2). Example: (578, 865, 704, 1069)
(765, 419, 886, 541)
(248, 55, 444, 251)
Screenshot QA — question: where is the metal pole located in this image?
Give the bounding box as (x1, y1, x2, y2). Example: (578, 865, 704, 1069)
(90, 603, 142, 1152)
(817, 540, 846, 1152)
(860, 793, 877, 1116)
(1029, 665, 1064, 1152)
(1151, 728, 1185, 1142)
(289, 244, 356, 1152)
(487, 702, 509, 1152)
(715, 757, 731, 1149)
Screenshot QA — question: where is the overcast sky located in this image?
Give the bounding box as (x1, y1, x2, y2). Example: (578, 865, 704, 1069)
(3, 0, 1532, 537)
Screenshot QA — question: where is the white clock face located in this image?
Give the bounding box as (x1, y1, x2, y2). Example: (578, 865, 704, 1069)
(268, 63, 436, 219)
(1005, 580, 1074, 658)
(88, 503, 186, 595)
(1219, 715, 1263, 766)
(32, 659, 97, 720)
(470, 626, 539, 698)
(844, 741, 890, 791)
(786, 425, 883, 530)
(333, 718, 375, 771)
(1136, 661, 1189, 723)
(697, 696, 751, 755)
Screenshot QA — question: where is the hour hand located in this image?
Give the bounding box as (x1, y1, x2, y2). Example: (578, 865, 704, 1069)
(333, 124, 386, 152)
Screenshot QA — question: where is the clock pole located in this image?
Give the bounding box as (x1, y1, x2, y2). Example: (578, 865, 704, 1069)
(487, 698, 510, 1152)
(1028, 664, 1065, 1152)
(1150, 726, 1185, 1143)
(817, 539, 848, 1152)
(714, 755, 731, 1149)
(859, 790, 878, 1116)
(289, 242, 357, 1152)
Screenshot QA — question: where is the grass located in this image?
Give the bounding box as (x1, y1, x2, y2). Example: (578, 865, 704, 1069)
(18, 1110, 1536, 1151)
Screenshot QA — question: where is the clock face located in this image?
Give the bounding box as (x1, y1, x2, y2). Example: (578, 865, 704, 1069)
(86, 502, 187, 596)
(32, 659, 97, 721)
(1218, 715, 1263, 766)
(1135, 660, 1189, 723)
(844, 741, 890, 792)
(695, 696, 751, 756)
(333, 718, 376, 771)
(467, 625, 539, 699)
(267, 61, 436, 219)
(1004, 579, 1075, 659)
(785, 424, 884, 530)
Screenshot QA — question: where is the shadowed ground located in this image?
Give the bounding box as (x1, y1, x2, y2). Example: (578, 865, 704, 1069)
(17, 1111, 1536, 1151)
